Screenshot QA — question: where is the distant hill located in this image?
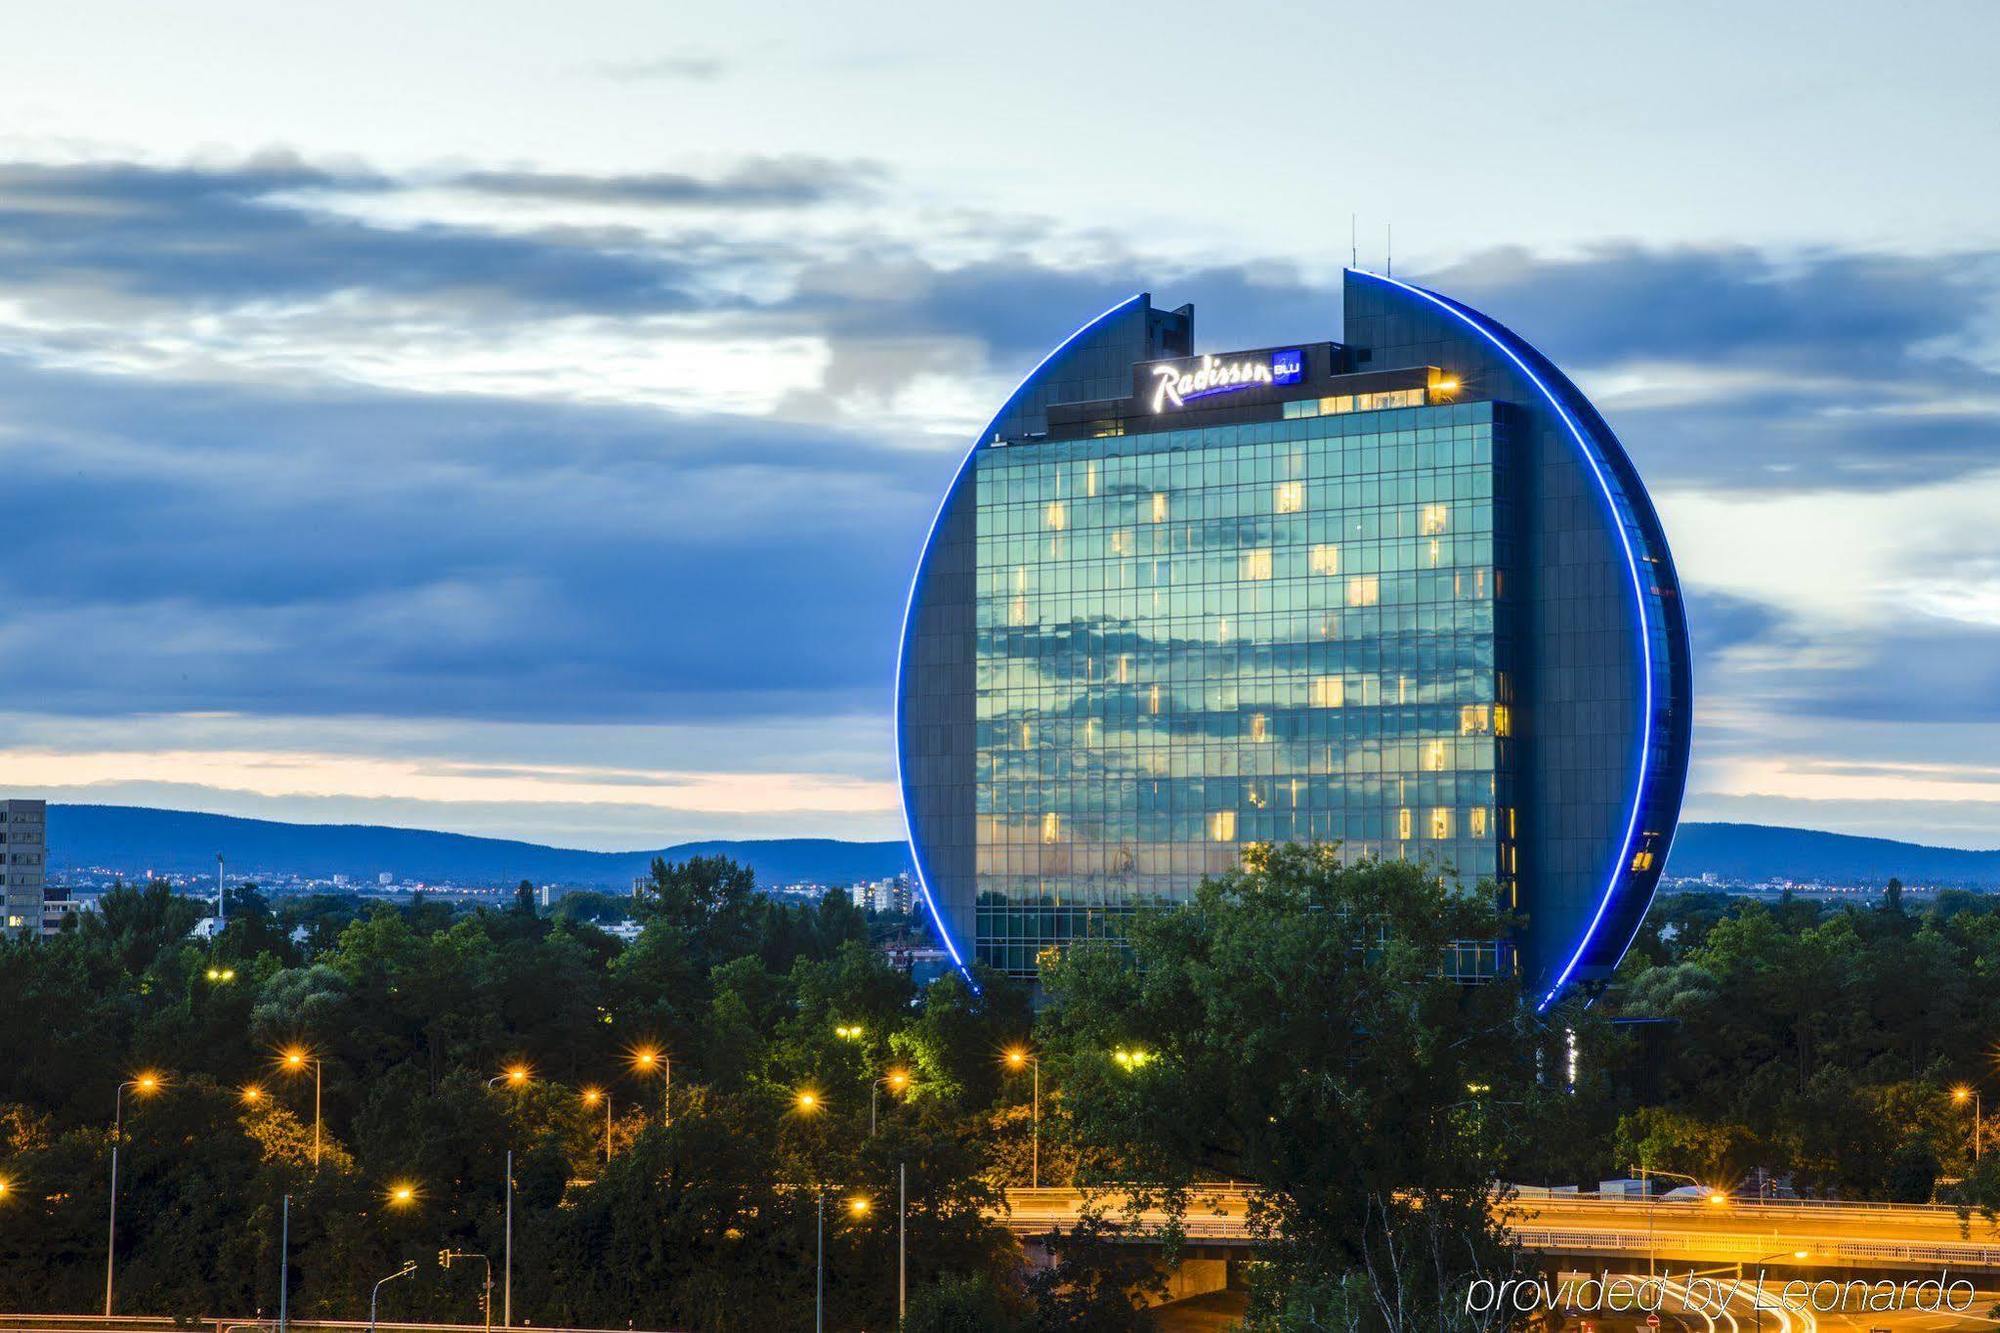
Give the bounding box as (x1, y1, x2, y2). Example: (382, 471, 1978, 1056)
(38, 804, 2000, 895)
(45, 804, 913, 889)
(1666, 822, 2000, 889)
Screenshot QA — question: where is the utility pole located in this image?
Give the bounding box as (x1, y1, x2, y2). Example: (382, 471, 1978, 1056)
(217, 853, 226, 927)
(503, 1150, 513, 1327)
(898, 1162, 907, 1324)
(278, 1193, 290, 1333)
(815, 1192, 824, 1333)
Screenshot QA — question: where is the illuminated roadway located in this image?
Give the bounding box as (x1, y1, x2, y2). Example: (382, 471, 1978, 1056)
(1001, 1187, 2000, 1273)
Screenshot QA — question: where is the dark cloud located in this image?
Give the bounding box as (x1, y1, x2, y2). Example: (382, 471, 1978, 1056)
(0, 354, 950, 724)
(0, 155, 869, 316)
(451, 157, 880, 207)
(1421, 245, 2000, 493)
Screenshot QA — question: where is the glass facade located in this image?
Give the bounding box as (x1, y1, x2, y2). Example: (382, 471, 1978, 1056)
(898, 274, 1692, 1004)
(970, 402, 1517, 978)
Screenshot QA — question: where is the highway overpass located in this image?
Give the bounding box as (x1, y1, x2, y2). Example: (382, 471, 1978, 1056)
(1001, 1186, 2000, 1274)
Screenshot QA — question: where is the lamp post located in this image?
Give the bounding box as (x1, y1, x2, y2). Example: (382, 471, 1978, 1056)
(1630, 1165, 1724, 1276)
(581, 1087, 612, 1162)
(1954, 1085, 1983, 1161)
(898, 1161, 907, 1324)
(278, 1193, 290, 1333)
(280, 1047, 323, 1168)
(440, 1250, 494, 1333)
(105, 1071, 163, 1315)
(815, 1192, 871, 1333)
(871, 1069, 910, 1137)
(630, 1047, 671, 1126)
(369, 1260, 418, 1333)
(504, 1151, 513, 1327)
(1005, 1048, 1040, 1188)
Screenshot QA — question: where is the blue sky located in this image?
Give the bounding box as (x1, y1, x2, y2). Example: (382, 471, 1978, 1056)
(3, 1, 2000, 850)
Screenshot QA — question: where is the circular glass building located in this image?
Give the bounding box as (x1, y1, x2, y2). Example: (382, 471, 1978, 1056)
(897, 270, 1691, 1007)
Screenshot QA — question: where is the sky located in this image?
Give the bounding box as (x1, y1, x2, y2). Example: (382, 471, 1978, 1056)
(2, 1, 2000, 851)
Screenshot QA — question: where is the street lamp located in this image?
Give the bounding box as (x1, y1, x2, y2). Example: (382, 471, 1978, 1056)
(105, 1071, 165, 1315)
(834, 1023, 865, 1041)
(872, 1069, 911, 1137)
(581, 1087, 612, 1162)
(1955, 1084, 1983, 1161)
(795, 1089, 822, 1116)
(629, 1046, 672, 1126)
(1112, 1046, 1151, 1071)
(205, 966, 237, 982)
(369, 1260, 418, 1333)
(1628, 1165, 1725, 1275)
(278, 1046, 323, 1168)
(815, 1191, 872, 1333)
(386, 1181, 419, 1209)
(241, 1084, 266, 1106)
(1004, 1047, 1041, 1188)
(488, 1063, 532, 1090)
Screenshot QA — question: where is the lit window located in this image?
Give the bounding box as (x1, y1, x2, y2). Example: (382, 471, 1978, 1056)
(1274, 481, 1304, 514)
(1248, 713, 1270, 742)
(1319, 395, 1354, 414)
(1045, 501, 1068, 530)
(1469, 807, 1489, 838)
(1109, 529, 1132, 556)
(1493, 704, 1512, 737)
(1311, 676, 1345, 708)
(1041, 812, 1062, 844)
(1310, 543, 1340, 576)
(1397, 808, 1413, 841)
(1242, 549, 1273, 581)
(1085, 462, 1099, 497)
(1422, 740, 1448, 771)
(1459, 705, 1489, 735)
(1210, 810, 1237, 842)
(1151, 493, 1168, 523)
(1148, 683, 1161, 715)
(1116, 654, 1132, 684)
(1018, 722, 1032, 748)
(1009, 596, 1031, 626)
(1420, 504, 1450, 536)
(1632, 850, 1655, 872)
(1345, 575, 1380, 607)
(1428, 537, 1441, 568)
(1429, 808, 1454, 839)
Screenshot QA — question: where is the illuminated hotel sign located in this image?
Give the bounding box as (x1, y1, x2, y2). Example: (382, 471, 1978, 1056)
(1148, 348, 1305, 412)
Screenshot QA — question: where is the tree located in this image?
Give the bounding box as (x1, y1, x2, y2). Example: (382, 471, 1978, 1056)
(1039, 844, 1539, 1331)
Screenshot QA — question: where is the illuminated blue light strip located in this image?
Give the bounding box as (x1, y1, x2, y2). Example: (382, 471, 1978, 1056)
(1347, 270, 1655, 1011)
(894, 293, 1149, 990)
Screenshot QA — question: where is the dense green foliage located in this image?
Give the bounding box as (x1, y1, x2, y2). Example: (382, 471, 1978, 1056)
(1590, 885, 2000, 1204)
(6, 848, 1995, 1332)
(0, 861, 1029, 1329)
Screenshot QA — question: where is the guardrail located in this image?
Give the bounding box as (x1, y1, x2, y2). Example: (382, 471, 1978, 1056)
(0, 1319, 680, 1333)
(1512, 1228, 2000, 1270)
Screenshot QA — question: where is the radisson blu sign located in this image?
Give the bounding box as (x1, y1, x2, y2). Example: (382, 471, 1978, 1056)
(1148, 348, 1305, 412)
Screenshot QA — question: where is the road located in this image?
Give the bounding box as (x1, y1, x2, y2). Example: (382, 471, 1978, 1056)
(1002, 1187, 2000, 1272)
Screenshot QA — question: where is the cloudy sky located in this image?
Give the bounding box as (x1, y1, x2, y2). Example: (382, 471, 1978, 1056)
(3, 1, 2000, 851)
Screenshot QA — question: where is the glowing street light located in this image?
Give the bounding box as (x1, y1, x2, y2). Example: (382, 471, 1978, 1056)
(105, 1071, 166, 1315)
(871, 1068, 912, 1137)
(277, 1046, 324, 1168)
(1954, 1084, 1983, 1161)
(795, 1089, 822, 1115)
(1004, 1047, 1041, 1188)
(488, 1064, 532, 1090)
(1112, 1046, 1151, 1071)
(629, 1046, 672, 1126)
(241, 1084, 266, 1106)
(386, 1181, 419, 1208)
(846, 1195, 872, 1218)
(581, 1087, 612, 1162)
(204, 966, 236, 982)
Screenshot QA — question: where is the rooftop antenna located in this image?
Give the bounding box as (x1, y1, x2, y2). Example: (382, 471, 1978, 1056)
(1386, 224, 1393, 278)
(1350, 214, 1357, 269)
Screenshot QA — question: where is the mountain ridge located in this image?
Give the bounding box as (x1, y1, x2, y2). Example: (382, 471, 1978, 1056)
(35, 804, 2000, 891)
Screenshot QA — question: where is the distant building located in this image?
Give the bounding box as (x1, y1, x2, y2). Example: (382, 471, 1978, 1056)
(1, 799, 47, 939)
(40, 886, 90, 935)
(378, 871, 394, 886)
